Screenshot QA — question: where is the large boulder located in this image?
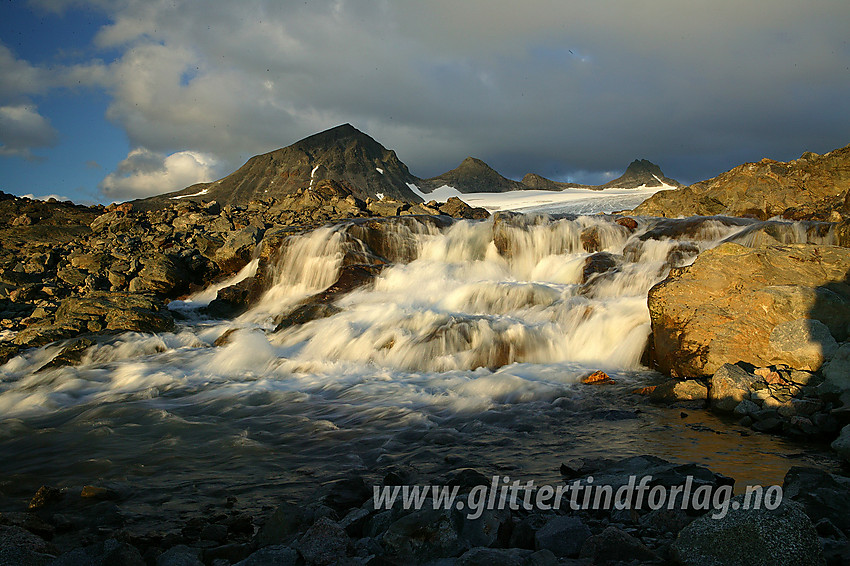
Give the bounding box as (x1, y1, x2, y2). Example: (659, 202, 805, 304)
(648, 243, 850, 377)
(671, 496, 823, 566)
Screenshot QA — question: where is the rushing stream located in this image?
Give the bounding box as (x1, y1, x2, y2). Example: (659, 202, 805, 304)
(0, 210, 842, 531)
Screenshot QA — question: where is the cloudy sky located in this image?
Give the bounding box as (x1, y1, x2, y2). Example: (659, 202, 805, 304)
(1, 0, 848, 203)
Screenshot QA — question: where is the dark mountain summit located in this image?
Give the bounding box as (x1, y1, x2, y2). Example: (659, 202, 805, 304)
(520, 173, 592, 191)
(519, 159, 681, 192)
(136, 124, 423, 209)
(419, 157, 526, 193)
(599, 159, 682, 189)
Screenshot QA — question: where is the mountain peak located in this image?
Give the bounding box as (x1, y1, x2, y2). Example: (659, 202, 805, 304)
(600, 159, 681, 189)
(139, 124, 422, 206)
(421, 156, 524, 193)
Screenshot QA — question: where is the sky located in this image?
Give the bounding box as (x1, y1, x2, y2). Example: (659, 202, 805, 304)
(1, 0, 848, 204)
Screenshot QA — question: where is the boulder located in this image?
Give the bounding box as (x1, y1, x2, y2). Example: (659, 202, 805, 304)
(671, 496, 823, 566)
(648, 243, 850, 377)
(129, 254, 190, 295)
(649, 379, 708, 403)
(832, 424, 850, 465)
(783, 466, 850, 536)
(579, 526, 657, 564)
(534, 515, 591, 557)
(296, 517, 349, 566)
(709, 364, 760, 412)
(215, 227, 263, 274)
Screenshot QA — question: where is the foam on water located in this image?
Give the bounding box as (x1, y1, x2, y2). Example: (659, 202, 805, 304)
(0, 213, 840, 521)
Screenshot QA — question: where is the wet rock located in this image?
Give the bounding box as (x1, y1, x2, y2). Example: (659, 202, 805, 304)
(582, 370, 614, 385)
(580, 226, 602, 252)
(28, 485, 64, 510)
(296, 517, 349, 566)
(215, 227, 263, 274)
(35, 337, 95, 372)
(0, 343, 21, 365)
(273, 303, 341, 332)
(80, 485, 119, 501)
(615, 216, 638, 231)
(671, 496, 822, 566)
(205, 278, 264, 318)
(534, 516, 591, 557)
(648, 243, 850, 377)
(581, 252, 619, 284)
(579, 526, 658, 564)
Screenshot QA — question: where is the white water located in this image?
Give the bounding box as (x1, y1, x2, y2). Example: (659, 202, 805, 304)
(0, 210, 838, 521)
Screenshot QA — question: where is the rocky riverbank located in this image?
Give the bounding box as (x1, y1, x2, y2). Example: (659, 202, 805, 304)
(2, 454, 848, 565)
(0, 185, 487, 364)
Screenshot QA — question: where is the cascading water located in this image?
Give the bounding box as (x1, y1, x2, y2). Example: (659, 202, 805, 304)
(0, 212, 839, 528)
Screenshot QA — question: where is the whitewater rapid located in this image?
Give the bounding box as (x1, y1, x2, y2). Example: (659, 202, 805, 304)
(0, 211, 838, 523)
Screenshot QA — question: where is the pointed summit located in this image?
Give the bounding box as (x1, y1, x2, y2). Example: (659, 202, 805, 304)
(420, 156, 525, 193)
(139, 124, 422, 207)
(599, 159, 682, 189)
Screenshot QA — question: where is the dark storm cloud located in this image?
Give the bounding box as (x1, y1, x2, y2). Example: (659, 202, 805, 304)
(26, 0, 850, 193)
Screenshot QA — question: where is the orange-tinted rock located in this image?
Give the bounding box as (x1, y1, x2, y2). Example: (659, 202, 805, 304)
(582, 370, 614, 384)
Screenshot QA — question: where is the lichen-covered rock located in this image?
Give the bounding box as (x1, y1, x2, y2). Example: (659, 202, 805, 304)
(648, 243, 850, 377)
(671, 496, 823, 566)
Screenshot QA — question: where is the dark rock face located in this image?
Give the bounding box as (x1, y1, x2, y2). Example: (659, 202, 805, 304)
(420, 157, 526, 194)
(136, 124, 424, 207)
(600, 159, 682, 189)
(520, 173, 592, 191)
(634, 143, 850, 220)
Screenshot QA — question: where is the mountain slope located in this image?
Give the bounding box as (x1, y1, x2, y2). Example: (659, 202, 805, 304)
(136, 124, 423, 209)
(419, 157, 525, 193)
(520, 173, 592, 191)
(633, 144, 850, 220)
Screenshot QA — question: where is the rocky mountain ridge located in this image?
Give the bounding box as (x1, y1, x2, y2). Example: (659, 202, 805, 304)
(135, 124, 681, 208)
(633, 144, 850, 221)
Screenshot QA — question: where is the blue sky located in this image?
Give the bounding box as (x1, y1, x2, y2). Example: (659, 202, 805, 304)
(1, 0, 849, 204)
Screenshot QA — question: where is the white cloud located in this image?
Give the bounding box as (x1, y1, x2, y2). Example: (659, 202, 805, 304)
(7, 0, 850, 189)
(99, 147, 217, 201)
(0, 104, 59, 158)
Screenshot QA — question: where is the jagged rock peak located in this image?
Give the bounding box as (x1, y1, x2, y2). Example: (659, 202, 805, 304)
(600, 159, 682, 189)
